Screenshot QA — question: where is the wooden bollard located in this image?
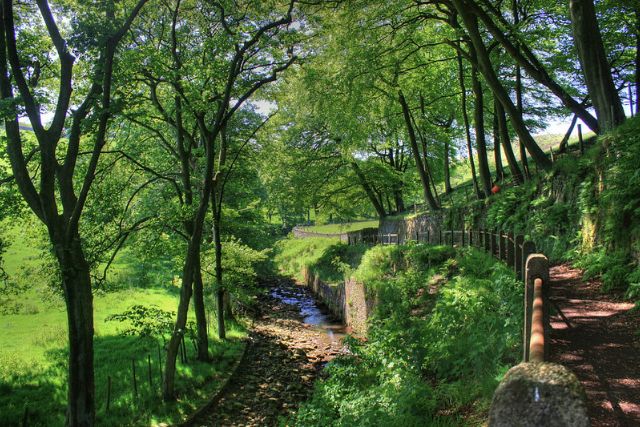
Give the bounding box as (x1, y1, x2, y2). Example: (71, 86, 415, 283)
(530, 278, 545, 362)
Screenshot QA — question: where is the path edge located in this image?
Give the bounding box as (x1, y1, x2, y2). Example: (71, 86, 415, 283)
(178, 329, 253, 427)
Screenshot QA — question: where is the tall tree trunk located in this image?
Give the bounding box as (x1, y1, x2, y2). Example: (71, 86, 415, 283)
(492, 107, 504, 182)
(398, 90, 439, 210)
(569, 0, 625, 131)
(210, 188, 227, 340)
(466, 0, 600, 133)
(635, 6, 640, 115)
(470, 62, 492, 197)
(444, 139, 453, 194)
(496, 98, 524, 184)
(558, 114, 579, 153)
(55, 234, 95, 427)
(516, 75, 530, 179)
(164, 130, 216, 401)
(163, 247, 195, 401)
(192, 257, 209, 361)
(457, 49, 482, 198)
(452, 0, 552, 170)
(350, 161, 387, 218)
(393, 186, 405, 213)
(513, 0, 531, 179)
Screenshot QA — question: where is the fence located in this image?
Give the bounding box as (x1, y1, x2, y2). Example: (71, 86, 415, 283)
(354, 226, 536, 284)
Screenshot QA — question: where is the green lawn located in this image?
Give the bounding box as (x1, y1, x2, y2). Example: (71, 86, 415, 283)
(0, 222, 247, 426)
(300, 219, 379, 234)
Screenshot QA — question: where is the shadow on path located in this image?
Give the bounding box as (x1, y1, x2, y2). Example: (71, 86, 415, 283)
(191, 279, 344, 426)
(549, 264, 640, 427)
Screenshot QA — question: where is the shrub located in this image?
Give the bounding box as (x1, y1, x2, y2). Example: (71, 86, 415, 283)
(292, 247, 522, 425)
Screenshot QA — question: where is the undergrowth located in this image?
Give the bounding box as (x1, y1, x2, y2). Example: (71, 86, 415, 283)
(286, 244, 522, 426)
(474, 116, 640, 298)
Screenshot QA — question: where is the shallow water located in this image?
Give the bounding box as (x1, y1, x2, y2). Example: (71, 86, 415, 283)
(270, 286, 346, 344)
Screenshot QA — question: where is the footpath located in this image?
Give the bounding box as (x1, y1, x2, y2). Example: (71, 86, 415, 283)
(190, 280, 344, 426)
(549, 264, 640, 426)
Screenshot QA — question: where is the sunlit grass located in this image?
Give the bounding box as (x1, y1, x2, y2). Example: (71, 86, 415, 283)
(300, 220, 379, 234)
(0, 222, 247, 426)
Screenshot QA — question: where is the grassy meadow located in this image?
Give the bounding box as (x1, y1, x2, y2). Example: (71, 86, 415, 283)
(299, 219, 379, 234)
(0, 221, 247, 426)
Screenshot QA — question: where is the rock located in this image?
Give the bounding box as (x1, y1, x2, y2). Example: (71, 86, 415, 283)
(489, 362, 589, 427)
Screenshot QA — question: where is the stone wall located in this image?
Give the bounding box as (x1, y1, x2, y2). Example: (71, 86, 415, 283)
(302, 267, 376, 336)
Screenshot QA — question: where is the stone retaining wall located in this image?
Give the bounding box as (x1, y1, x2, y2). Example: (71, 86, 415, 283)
(302, 267, 375, 336)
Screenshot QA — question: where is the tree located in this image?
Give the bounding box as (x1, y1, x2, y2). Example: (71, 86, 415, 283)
(450, 0, 552, 170)
(130, 0, 300, 401)
(0, 1, 147, 424)
(569, 0, 625, 130)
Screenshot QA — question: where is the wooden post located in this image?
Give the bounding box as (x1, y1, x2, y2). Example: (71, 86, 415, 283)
(490, 229, 497, 256)
(522, 241, 537, 283)
(578, 124, 584, 155)
(147, 354, 153, 388)
(499, 230, 506, 260)
(484, 229, 491, 252)
(461, 225, 466, 247)
(523, 253, 549, 362)
(506, 232, 515, 269)
(157, 343, 163, 383)
(450, 224, 454, 247)
(106, 376, 112, 412)
(132, 359, 138, 398)
(515, 235, 524, 279)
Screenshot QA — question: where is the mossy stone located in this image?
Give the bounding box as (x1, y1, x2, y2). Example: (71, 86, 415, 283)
(489, 362, 589, 427)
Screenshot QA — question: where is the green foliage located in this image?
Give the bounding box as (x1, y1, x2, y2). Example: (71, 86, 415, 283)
(105, 305, 175, 339)
(599, 117, 640, 248)
(292, 246, 522, 425)
(574, 248, 633, 292)
(301, 220, 379, 234)
(204, 238, 269, 313)
(0, 286, 247, 426)
(273, 237, 341, 281)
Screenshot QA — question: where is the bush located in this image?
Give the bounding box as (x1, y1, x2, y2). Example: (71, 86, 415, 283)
(274, 236, 340, 281)
(574, 247, 633, 292)
(291, 246, 522, 425)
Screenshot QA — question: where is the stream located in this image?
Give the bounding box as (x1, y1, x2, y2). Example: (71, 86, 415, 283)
(192, 280, 348, 426)
(270, 285, 347, 346)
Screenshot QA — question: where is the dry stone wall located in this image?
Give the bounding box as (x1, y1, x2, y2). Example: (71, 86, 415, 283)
(301, 267, 375, 336)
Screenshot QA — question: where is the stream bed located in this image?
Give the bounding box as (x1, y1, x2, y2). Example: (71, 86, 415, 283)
(270, 285, 347, 346)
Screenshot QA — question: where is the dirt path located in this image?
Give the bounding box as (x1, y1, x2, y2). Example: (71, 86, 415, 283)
(191, 280, 344, 426)
(548, 264, 640, 426)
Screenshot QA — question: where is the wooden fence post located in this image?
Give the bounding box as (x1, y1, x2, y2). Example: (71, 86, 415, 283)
(522, 241, 537, 282)
(490, 229, 497, 256)
(506, 232, 515, 269)
(523, 253, 549, 362)
(461, 225, 466, 247)
(499, 230, 506, 261)
(132, 359, 138, 398)
(515, 235, 524, 279)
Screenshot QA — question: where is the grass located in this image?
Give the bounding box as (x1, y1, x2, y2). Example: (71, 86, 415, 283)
(0, 222, 248, 426)
(286, 243, 523, 425)
(299, 220, 379, 234)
